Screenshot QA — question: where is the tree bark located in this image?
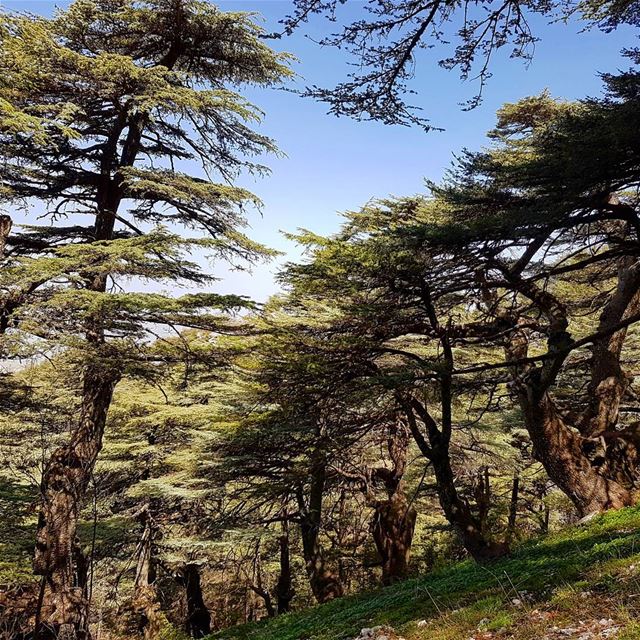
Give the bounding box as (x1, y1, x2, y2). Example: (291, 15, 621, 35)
(33, 365, 120, 638)
(276, 520, 294, 614)
(296, 451, 344, 604)
(371, 491, 417, 585)
(0, 215, 11, 260)
(430, 444, 508, 561)
(178, 564, 211, 639)
(369, 419, 417, 585)
(497, 250, 637, 516)
(522, 390, 633, 515)
(506, 322, 634, 517)
(127, 506, 163, 640)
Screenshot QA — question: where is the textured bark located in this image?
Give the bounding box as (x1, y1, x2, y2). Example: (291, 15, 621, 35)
(297, 452, 344, 604)
(497, 244, 638, 516)
(369, 419, 417, 585)
(33, 366, 120, 637)
(0, 215, 11, 260)
(522, 390, 633, 516)
(126, 506, 163, 640)
(371, 491, 417, 585)
(572, 257, 640, 488)
(507, 323, 634, 517)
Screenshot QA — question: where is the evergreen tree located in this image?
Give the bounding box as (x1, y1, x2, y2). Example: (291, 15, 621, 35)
(0, 0, 291, 635)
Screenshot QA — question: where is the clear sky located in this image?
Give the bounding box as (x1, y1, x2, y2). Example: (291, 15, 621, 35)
(2, 0, 638, 301)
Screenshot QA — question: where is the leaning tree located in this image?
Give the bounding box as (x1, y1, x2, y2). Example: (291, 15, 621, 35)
(0, 0, 290, 636)
(426, 60, 640, 515)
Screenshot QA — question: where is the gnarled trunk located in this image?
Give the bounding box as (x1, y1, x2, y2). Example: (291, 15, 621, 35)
(507, 321, 634, 517)
(369, 418, 417, 584)
(33, 366, 120, 638)
(521, 390, 633, 516)
(371, 491, 417, 585)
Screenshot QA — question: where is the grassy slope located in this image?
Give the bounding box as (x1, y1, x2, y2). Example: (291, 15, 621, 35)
(213, 506, 640, 640)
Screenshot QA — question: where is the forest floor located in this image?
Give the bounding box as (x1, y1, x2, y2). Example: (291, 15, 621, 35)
(213, 506, 640, 640)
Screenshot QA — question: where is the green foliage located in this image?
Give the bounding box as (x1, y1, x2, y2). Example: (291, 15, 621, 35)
(0, 0, 291, 371)
(213, 506, 640, 640)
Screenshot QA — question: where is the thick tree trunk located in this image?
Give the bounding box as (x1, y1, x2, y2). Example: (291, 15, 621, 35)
(276, 521, 294, 614)
(297, 453, 344, 604)
(179, 564, 211, 639)
(371, 491, 417, 585)
(506, 322, 633, 517)
(575, 257, 640, 487)
(522, 390, 633, 516)
(499, 247, 639, 515)
(369, 419, 417, 585)
(33, 366, 120, 638)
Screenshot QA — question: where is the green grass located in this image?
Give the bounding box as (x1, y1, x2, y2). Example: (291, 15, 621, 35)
(212, 505, 640, 640)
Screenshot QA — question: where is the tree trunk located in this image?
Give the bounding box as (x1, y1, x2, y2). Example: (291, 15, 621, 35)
(430, 446, 509, 561)
(33, 366, 120, 638)
(371, 491, 417, 585)
(403, 400, 508, 562)
(522, 391, 633, 516)
(369, 418, 417, 585)
(505, 472, 519, 545)
(276, 521, 294, 614)
(499, 249, 639, 515)
(179, 564, 211, 639)
(297, 452, 344, 604)
(0, 215, 11, 260)
(505, 320, 634, 517)
(128, 506, 162, 640)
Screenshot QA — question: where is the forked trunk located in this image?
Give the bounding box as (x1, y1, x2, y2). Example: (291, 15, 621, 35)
(430, 448, 509, 562)
(522, 391, 633, 516)
(501, 249, 639, 515)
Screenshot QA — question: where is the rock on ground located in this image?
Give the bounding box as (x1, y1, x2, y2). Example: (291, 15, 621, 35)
(353, 625, 406, 640)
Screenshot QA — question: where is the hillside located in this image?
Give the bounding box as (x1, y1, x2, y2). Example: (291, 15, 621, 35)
(214, 507, 640, 640)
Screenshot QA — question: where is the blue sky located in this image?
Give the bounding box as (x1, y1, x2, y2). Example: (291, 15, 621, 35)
(2, 0, 638, 301)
